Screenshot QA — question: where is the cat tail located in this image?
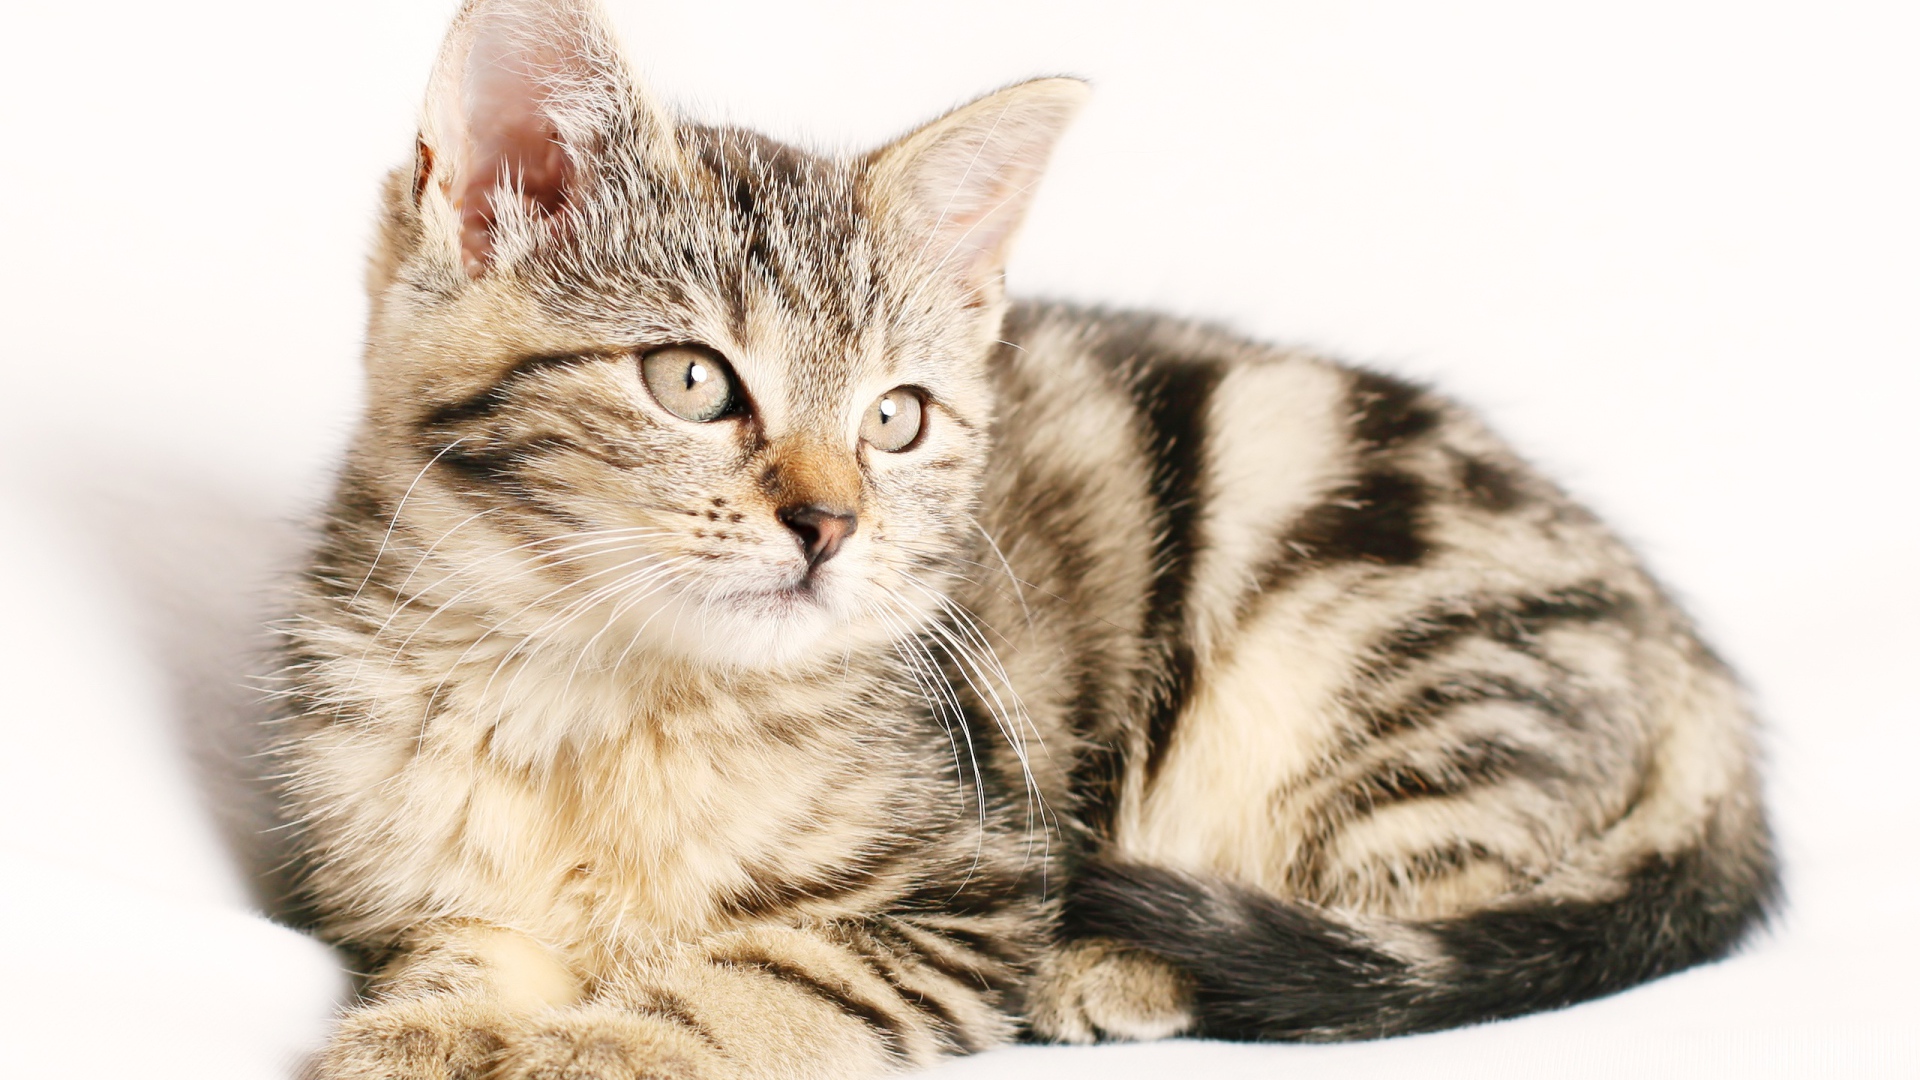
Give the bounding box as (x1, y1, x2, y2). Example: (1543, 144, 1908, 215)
(1062, 842, 1777, 1040)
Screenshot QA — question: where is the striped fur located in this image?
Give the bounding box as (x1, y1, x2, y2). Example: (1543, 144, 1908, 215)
(278, 2, 1774, 1076)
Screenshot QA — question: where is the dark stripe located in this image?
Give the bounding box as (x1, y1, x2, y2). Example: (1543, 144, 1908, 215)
(1286, 724, 1558, 898)
(714, 162, 817, 322)
(897, 920, 1033, 983)
(1143, 644, 1201, 782)
(1348, 369, 1440, 450)
(997, 464, 1128, 836)
(1354, 584, 1633, 691)
(1455, 453, 1527, 513)
(1254, 469, 1431, 597)
(1127, 354, 1226, 781)
(888, 856, 1035, 920)
(328, 471, 388, 538)
(1360, 672, 1577, 742)
(307, 490, 392, 606)
(845, 933, 976, 1052)
(1397, 840, 1514, 883)
(717, 853, 896, 921)
(745, 230, 786, 290)
(722, 954, 909, 1058)
(432, 445, 594, 530)
(432, 429, 641, 529)
(691, 126, 808, 192)
(633, 991, 724, 1051)
(728, 174, 756, 219)
(881, 921, 1020, 998)
(1341, 735, 1563, 810)
(421, 352, 610, 430)
(434, 430, 643, 483)
(435, 440, 536, 486)
(1291, 830, 1521, 905)
(693, 129, 786, 334)
(1064, 657, 1126, 838)
(899, 986, 970, 1051)
(1240, 370, 1440, 617)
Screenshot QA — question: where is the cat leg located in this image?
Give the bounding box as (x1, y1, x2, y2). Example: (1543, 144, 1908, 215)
(1024, 938, 1195, 1044)
(314, 921, 586, 1080)
(492, 921, 1024, 1080)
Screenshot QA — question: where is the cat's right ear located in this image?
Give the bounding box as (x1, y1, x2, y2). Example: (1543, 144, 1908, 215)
(411, 0, 671, 278)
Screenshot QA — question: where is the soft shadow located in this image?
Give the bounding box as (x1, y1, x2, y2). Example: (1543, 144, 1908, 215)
(48, 460, 327, 927)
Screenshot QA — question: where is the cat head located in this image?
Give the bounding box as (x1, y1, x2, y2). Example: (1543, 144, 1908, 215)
(350, 0, 1084, 672)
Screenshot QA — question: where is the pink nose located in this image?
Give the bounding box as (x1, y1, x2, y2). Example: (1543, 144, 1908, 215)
(777, 504, 858, 567)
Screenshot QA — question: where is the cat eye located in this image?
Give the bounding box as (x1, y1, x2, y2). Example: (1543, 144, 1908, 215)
(640, 345, 739, 423)
(860, 387, 925, 452)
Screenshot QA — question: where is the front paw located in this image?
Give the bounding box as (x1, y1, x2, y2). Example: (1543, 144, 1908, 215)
(312, 996, 514, 1080)
(1026, 938, 1194, 1044)
(498, 1006, 725, 1080)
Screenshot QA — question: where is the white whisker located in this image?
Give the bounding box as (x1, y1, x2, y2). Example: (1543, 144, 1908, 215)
(347, 436, 470, 606)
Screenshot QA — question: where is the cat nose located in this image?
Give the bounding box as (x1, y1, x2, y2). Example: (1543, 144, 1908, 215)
(777, 504, 858, 568)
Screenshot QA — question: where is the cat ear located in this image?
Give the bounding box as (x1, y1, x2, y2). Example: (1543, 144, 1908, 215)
(866, 78, 1090, 302)
(415, 0, 664, 276)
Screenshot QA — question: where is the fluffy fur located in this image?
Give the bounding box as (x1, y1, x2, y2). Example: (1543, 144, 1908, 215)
(276, 1, 1775, 1076)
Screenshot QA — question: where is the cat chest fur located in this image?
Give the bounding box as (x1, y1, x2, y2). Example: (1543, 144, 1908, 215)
(296, 644, 926, 961)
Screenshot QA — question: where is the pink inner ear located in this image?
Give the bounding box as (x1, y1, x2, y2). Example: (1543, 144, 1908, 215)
(453, 40, 576, 272)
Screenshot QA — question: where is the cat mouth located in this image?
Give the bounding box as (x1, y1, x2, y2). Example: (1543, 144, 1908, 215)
(723, 572, 828, 611)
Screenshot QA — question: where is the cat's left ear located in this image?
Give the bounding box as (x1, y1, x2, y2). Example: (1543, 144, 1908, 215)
(865, 78, 1089, 303)
(413, 0, 671, 277)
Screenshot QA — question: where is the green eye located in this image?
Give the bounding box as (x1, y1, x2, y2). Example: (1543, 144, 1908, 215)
(861, 387, 925, 452)
(641, 346, 737, 423)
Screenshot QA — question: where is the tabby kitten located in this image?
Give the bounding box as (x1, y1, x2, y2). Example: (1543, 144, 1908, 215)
(278, 0, 1775, 1076)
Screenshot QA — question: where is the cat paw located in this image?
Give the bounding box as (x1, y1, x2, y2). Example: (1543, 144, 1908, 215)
(311, 996, 514, 1080)
(1026, 939, 1194, 1044)
(495, 1006, 725, 1080)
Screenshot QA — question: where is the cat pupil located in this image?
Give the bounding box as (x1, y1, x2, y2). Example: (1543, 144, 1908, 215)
(880, 397, 897, 420)
(686, 362, 707, 388)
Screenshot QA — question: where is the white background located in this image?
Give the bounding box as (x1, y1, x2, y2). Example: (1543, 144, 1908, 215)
(1, 1, 1915, 1076)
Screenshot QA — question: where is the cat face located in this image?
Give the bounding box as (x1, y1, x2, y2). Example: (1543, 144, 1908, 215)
(351, 0, 1084, 671)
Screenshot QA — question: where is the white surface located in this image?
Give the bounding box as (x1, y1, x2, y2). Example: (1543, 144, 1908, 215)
(2, 0, 1915, 1076)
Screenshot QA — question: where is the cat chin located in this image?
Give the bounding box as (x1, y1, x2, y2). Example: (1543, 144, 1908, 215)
(626, 581, 904, 674)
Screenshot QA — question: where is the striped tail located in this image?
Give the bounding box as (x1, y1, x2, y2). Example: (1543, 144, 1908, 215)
(1061, 843, 1777, 1041)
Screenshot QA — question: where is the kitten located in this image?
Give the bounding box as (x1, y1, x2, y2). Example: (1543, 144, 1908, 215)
(277, 0, 1775, 1075)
